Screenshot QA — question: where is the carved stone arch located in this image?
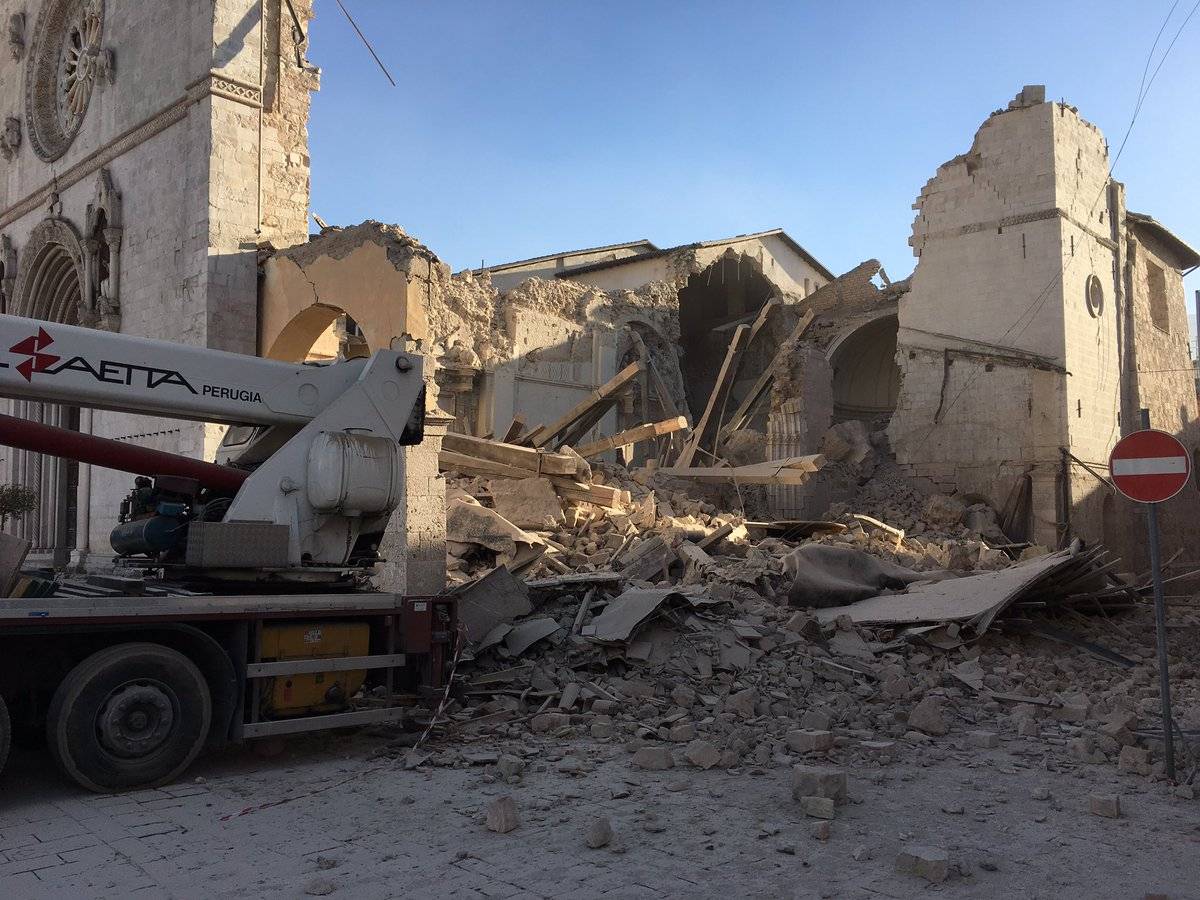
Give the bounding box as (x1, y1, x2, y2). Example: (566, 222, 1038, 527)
(0, 234, 16, 313)
(13, 217, 85, 324)
(7, 218, 86, 565)
(83, 167, 121, 330)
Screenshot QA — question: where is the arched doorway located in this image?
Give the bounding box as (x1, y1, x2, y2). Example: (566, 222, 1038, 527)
(9, 218, 86, 565)
(828, 313, 900, 423)
(677, 250, 778, 416)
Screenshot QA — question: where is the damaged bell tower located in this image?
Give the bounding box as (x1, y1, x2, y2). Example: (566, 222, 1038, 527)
(888, 86, 1200, 564)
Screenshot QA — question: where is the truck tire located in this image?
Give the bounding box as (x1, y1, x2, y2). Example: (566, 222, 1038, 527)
(47, 643, 212, 793)
(0, 695, 10, 778)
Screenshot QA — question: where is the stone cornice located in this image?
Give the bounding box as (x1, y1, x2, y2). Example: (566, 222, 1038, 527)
(187, 70, 263, 109)
(0, 69, 262, 230)
(914, 206, 1118, 253)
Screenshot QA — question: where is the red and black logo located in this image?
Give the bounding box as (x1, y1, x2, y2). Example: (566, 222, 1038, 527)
(9, 327, 60, 382)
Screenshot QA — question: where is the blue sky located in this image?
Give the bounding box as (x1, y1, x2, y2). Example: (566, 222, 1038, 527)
(307, 1, 1200, 333)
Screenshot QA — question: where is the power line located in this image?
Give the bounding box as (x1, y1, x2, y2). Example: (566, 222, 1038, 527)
(334, 0, 397, 87)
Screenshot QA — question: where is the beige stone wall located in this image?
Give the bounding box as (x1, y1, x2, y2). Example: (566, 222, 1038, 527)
(0, 1, 317, 566)
(888, 96, 1077, 545)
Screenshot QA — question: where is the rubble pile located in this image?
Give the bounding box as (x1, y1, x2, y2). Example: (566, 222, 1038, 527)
(420, 432, 1199, 789)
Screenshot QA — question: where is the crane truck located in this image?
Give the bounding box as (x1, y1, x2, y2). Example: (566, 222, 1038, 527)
(0, 314, 455, 792)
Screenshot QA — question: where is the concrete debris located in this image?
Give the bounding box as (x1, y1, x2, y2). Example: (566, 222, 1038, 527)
(486, 796, 521, 833)
(631, 746, 675, 770)
(791, 767, 847, 805)
(799, 795, 836, 819)
(967, 730, 999, 749)
(1089, 795, 1121, 819)
(896, 845, 950, 883)
(907, 696, 949, 736)
(785, 730, 834, 753)
(585, 817, 614, 849)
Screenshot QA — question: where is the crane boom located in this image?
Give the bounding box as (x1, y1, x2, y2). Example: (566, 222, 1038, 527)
(0, 314, 367, 426)
(0, 313, 427, 578)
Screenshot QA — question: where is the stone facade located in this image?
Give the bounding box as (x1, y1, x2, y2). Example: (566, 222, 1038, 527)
(887, 87, 1199, 565)
(0, 0, 317, 566)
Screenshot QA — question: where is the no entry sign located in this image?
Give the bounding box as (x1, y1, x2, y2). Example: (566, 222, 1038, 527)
(1109, 429, 1191, 503)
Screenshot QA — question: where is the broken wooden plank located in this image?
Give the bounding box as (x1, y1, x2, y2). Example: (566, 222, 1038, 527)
(717, 308, 815, 442)
(574, 416, 689, 459)
(554, 396, 618, 449)
(676, 324, 750, 467)
(502, 414, 526, 444)
(661, 455, 825, 485)
(546, 477, 631, 508)
(696, 521, 735, 551)
(442, 433, 582, 476)
(439, 450, 534, 480)
(528, 360, 644, 449)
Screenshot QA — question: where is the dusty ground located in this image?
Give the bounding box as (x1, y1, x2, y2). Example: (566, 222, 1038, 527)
(1, 724, 1197, 899)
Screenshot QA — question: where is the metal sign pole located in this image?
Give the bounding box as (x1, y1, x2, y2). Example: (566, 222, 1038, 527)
(1140, 408, 1176, 780)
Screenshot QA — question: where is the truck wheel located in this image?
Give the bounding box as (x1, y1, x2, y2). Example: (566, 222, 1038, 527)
(47, 643, 212, 793)
(0, 695, 10, 778)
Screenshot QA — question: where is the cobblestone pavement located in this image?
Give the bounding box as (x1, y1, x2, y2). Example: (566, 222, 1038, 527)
(1, 732, 1198, 898)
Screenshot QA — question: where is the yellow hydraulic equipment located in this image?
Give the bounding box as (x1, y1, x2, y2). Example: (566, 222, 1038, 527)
(259, 622, 369, 717)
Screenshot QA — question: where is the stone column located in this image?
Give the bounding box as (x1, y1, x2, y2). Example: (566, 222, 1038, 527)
(375, 409, 451, 595)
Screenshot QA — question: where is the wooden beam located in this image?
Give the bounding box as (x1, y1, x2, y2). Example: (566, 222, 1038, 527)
(675, 324, 750, 467)
(660, 454, 825, 485)
(441, 432, 582, 476)
(528, 360, 644, 449)
(439, 450, 534, 480)
(630, 332, 683, 422)
(546, 477, 631, 508)
(574, 416, 689, 459)
(502, 414, 526, 444)
(554, 396, 618, 449)
(745, 298, 781, 346)
(717, 309, 815, 443)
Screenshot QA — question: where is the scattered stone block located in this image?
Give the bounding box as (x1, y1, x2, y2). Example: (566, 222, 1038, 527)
(671, 685, 697, 707)
(684, 740, 720, 769)
(791, 766, 847, 805)
(799, 795, 836, 819)
(531, 712, 571, 733)
(585, 817, 613, 848)
(908, 696, 949, 736)
(800, 710, 833, 731)
(810, 820, 831, 841)
(726, 688, 758, 719)
(590, 721, 614, 739)
(669, 722, 697, 742)
(486, 796, 520, 833)
(1118, 746, 1151, 775)
(786, 729, 834, 753)
(1052, 694, 1090, 724)
(967, 730, 999, 749)
(895, 845, 949, 883)
(632, 746, 675, 770)
(496, 754, 525, 779)
(1089, 794, 1121, 819)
